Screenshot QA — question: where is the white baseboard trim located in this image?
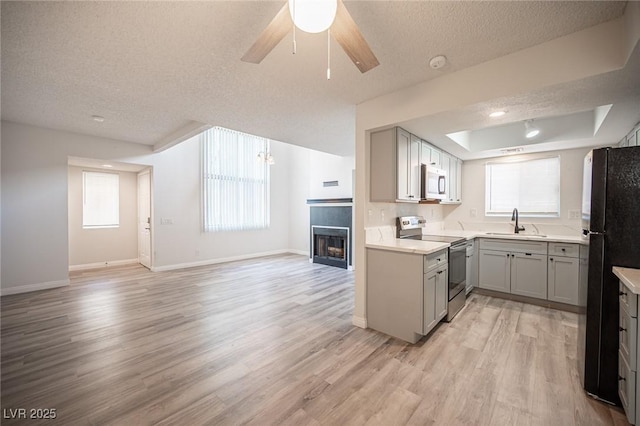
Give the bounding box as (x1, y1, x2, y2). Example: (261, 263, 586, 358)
(1, 279, 70, 296)
(287, 249, 309, 256)
(352, 315, 367, 329)
(69, 258, 139, 272)
(151, 249, 308, 272)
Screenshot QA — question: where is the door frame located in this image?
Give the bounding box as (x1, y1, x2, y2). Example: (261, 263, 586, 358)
(137, 168, 154, 269)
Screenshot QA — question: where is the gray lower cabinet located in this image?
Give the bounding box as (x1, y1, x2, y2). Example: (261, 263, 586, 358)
(465, 240, 477, 294)
(511, 253, 547, 299)
(366, 248, 447, 344)
(548, 242, 579, 305)
(478, 239, 547, 299)
(425, 260, 448, 329)
(548, 256, 579, 305)
(618, 280, 640, 425)
(478, 249, 511, 292)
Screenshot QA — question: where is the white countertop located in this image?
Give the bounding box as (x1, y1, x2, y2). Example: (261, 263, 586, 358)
(365, 224, 586, 256)
(423, 230, 585, 244)
(613, 267, 640, 295)
(366, 239, 450, 256)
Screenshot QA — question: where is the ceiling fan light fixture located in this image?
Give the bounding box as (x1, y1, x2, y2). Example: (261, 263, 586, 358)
(524, 119, 540, 138)
(289, 0, 337, 34)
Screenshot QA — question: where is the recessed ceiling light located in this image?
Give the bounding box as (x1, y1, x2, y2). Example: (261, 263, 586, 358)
(92, 115, 105, 122)
(489, 111, 506, 118)
(102, 164, 113, 168)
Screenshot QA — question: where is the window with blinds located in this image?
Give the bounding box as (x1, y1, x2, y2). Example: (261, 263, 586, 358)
(201, 127, 271, 232)
(485, 156, 560, 217)
(83, 171, 120, 228)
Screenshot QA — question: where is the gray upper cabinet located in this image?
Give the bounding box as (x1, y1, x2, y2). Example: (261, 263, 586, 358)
(396, 133, 421, 201)
(441, 154, 462, 204)
(421, 141, 431, 166)
(370, 126, 462, 203)
(370, 128, 398, 202)
(456, 158, 463, 202)
(429, 147, 442, 168)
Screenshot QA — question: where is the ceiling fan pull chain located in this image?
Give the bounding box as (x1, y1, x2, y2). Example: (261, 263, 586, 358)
(292, 0, 297, 54)
(327, 29, 331, 80)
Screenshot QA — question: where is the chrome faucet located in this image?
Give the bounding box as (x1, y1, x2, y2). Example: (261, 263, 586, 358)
(511, 208, 525, 234)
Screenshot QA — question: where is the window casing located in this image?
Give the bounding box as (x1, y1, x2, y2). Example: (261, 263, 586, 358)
(485, 156, 560, 217)
(83, 171, 120, 228)
(202, 127, 271, 232)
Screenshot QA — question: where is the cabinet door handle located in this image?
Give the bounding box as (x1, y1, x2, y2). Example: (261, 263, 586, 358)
(525, 253, 532, 256)
(550, 258, 554, 262)
(620, 327, 627, 332)
(619, 376, 626, 382)
(620, 291, 627, 296)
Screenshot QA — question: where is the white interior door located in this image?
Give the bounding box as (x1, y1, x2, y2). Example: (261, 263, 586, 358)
(138, 170, 152, 269)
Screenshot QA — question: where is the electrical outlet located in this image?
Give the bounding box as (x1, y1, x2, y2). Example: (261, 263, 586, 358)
(568, 209, 581, 220)
(161, 218, 174, 225)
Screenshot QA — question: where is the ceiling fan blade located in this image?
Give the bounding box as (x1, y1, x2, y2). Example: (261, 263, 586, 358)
(241, 3, 292, 64)
(331, 0, 379, 73)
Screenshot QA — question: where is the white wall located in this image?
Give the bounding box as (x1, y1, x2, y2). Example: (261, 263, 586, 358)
(308, 151, 355, 199)
(151, 136, 293, 269)
(151, 137, 354, 268)
(443, 148, 591, 235)
(1, 121, 152, 294)
(68, 166, 138, 267)
(287, 144, 311, 255)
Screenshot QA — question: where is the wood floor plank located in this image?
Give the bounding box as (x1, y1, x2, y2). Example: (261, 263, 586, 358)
(0, 254, 629, 425)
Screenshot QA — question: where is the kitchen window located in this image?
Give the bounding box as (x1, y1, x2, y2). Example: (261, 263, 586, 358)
(201, 126, 271, 232)
(83, 171, 120, 228)
(485, 156, 560, 217)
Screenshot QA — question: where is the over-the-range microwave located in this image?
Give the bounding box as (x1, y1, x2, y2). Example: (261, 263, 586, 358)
(421, 164, 447, 201)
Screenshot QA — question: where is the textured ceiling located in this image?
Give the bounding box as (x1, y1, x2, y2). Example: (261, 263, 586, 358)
(0, 1, 631, 157)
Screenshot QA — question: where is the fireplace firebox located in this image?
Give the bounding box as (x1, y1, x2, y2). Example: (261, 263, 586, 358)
(308, 200, 352, 269)
(312, 226, 349, 269)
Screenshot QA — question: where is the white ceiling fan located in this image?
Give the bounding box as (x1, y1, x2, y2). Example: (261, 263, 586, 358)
(241, 0, 379, 74)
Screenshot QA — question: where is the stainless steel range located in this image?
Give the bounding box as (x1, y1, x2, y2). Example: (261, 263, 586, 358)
(397, 216, 467, 321)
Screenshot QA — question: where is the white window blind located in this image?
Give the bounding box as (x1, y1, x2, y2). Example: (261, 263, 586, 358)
(485, 156, 560, 217)
(202, 127, 270, 232)
(83, 171, 120, 228)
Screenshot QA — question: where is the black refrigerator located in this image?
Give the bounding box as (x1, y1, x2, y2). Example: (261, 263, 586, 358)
(578, 146, 640, 405)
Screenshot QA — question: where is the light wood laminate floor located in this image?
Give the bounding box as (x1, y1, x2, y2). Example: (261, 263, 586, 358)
(1, 254, 629, 425)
